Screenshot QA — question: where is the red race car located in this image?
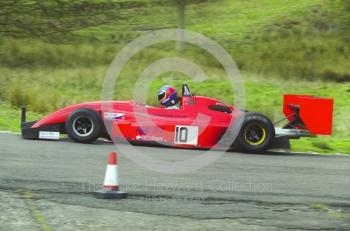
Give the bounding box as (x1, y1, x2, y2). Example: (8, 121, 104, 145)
(21, 84, 334, 153)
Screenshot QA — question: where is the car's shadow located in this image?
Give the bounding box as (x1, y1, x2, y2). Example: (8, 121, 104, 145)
(56, 137, 317, 157)
(43, 136, 335, 157)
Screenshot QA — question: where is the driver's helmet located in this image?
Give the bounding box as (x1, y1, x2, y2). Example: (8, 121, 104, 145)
(157, 85, 178, 107)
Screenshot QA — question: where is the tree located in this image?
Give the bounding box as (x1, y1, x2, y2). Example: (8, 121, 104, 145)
(172, 0, 208, 51)
(160, 0, 213, 50)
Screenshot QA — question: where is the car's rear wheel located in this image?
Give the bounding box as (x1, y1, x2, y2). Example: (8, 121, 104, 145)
(235, 112, 275, 153)
(66, 108, 102, 143)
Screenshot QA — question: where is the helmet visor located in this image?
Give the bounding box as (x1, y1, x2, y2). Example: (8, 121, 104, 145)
(158, 92, 166, 101)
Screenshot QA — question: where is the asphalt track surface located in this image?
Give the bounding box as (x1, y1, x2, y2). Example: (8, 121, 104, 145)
(0, 133, 349, 230)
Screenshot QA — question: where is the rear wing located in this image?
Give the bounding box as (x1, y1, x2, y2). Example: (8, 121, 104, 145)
(283, 95, 334, 135)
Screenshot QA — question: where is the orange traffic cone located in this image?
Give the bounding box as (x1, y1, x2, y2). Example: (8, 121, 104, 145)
(94, 152, 127, 199)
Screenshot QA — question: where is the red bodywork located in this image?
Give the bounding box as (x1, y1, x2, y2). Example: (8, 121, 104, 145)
(31, 96, 242, 149)
(26, 92, 334, 148)
(283, 95, 334, 135)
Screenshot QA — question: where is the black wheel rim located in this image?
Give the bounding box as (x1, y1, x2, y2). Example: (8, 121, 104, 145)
(244, 124, 267, 146)
(72, 116, 94, 137)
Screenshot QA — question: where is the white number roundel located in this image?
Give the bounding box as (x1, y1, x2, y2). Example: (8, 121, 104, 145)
(174, 126, 198, 145)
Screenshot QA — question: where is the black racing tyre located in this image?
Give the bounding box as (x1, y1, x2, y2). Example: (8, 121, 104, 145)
(65, 108, 102, 143)
(235, 112, 275, 153)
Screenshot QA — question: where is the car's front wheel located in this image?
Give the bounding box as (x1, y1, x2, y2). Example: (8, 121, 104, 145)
(235, 112, 275, 153)
(65, 108, 102, 143)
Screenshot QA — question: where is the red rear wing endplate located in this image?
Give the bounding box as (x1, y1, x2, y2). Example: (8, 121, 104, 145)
(283, 95, 334, 135)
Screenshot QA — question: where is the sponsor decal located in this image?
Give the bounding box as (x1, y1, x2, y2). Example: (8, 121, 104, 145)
(104, 112, 125, 120)
(135, 135, 164, 142)
(39, 131, 60, 140)
(153, 114, 187, 118)
(136, 127, 148, 135)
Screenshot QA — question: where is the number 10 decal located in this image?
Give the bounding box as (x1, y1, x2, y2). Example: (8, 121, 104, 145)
(174, 126, 198, 145)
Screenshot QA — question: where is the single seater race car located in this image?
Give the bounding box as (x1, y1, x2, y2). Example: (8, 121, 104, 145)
(21, 84, 334, 153)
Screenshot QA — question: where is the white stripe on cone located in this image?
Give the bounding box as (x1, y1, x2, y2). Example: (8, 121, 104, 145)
(103, 164, 119, 188)
(102, 152, 119, 191)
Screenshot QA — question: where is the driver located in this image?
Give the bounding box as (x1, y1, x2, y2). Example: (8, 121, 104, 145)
(157, 85, 179, 109)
